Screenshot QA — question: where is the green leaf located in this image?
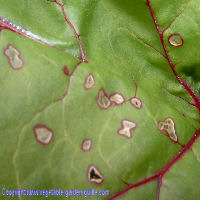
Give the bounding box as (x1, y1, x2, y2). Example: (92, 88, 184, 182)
(0, 0, 199, 199)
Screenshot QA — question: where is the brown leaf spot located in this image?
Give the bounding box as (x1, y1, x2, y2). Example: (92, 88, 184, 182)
(33, 124, 54, 145)
(109, 93, 125, 105)
(4, 44, 24, 70)
(118, 119, 137, 139)
(87, 165, 104, 184)
(84, 73, 95, 90)
(130, 97, 143, 109)
(81, 138, 92, 152)
(158, 118, 177, 142)
(96, 89, 111, 110)
(168, 33, 184, 47)
(63, 65, 69, 76)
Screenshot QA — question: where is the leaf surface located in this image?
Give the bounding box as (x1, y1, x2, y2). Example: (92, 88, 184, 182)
(0, 0, 199, 199)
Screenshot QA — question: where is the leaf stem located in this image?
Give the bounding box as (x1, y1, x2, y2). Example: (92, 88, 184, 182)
(55, 0, 88, 63)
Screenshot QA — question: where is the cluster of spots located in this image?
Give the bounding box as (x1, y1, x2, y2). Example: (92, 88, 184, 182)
(96, 89, 143, 110)
(96, 89, 112, 110)
(62, 65, 69, 76)
(158, 118, 178, 142)
(87, 165, 104, 184)
(109, 93, 125, 105)
(96, 88, 126, 110)
(118, 119, 137, 139)
(84, 73, 95, 90)
(168, 33, 184, 47)
(81, 138, 92, 152)
(33, 124, 54, 145)
(129, 97, 143, 109)
(4, 44, 24, 70)
(86, 72, 143, 110)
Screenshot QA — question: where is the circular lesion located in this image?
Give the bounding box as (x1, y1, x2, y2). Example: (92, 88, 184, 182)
(129, 97, 143, 109)
(81, 138, 92, 152)
(168, 33, 184, 47)
(33, 124, 54, 145)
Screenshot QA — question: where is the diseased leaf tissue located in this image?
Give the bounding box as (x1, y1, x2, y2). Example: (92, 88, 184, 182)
(0, 0, 199, 199)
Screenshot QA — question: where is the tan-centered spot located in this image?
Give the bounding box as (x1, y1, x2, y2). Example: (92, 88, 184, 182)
(96, 89, 111, 109)
(158, 118, 177, 142)
(118, 119, 137, 139)
(81, 138, 92, 152)
(4, 44, 24, 70)
(84, 73, 95, 90)
(33, 124, 54, 145)
(130, 97, 143, 109)
(168, 33, 184, 47)
(109, 93, 125, 105)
